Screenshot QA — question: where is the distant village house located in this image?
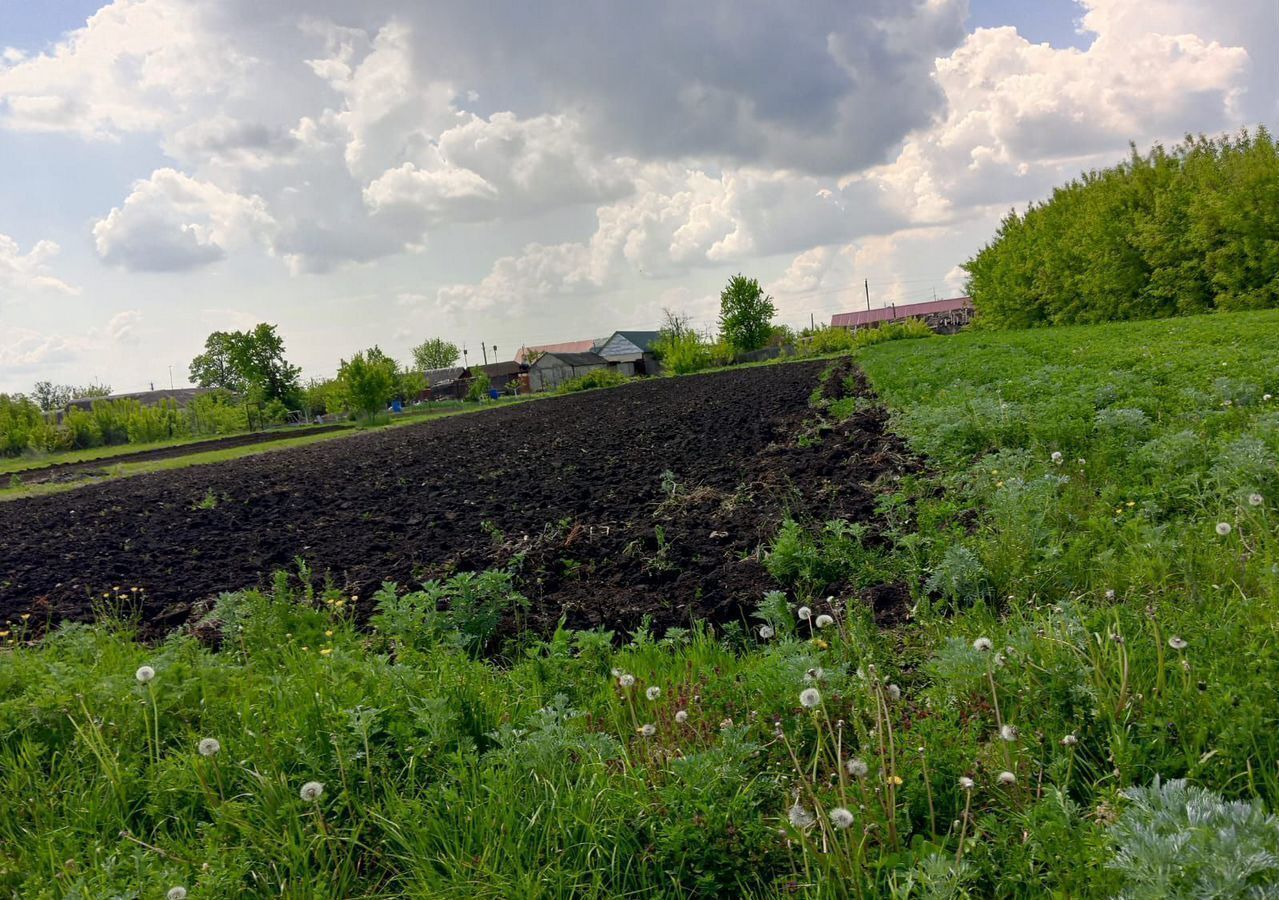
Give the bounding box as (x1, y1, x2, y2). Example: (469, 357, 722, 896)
(830, 297, 973, 334)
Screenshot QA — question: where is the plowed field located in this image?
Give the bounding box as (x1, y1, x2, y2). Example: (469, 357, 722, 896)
(0, 361, 918, 635)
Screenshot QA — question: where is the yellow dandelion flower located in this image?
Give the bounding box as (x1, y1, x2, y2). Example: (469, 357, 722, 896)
(19, 614, 29, 621)
(1126, 500, 1135, 507)
(324, 630, 334, 637)
(0, 631, 9, 638)
(887, 774, 904, 786)
(301, 646, 309, 651)
(320, 647, 333, 656)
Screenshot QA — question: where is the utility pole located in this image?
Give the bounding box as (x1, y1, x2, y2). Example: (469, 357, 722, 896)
(481, 341, 488, 366)
(810, 312, 815, 331)
(168, 365, 174, 390)
(864, 279, 871, 313)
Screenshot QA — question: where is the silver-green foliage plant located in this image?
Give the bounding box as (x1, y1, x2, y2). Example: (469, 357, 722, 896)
(1109, 778, 1279, 899)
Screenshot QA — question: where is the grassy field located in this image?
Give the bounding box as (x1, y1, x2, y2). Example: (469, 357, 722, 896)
(2, 311, 1277, 896)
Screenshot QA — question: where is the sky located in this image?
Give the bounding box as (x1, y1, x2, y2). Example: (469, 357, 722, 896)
(0, 0, 1274, 393)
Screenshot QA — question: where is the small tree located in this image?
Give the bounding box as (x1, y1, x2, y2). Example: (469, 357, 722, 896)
(465, 371, 492, 402)
(718, 274, 776, 354)
(336, 346, 399, 420)
(412, 337, 461, 371)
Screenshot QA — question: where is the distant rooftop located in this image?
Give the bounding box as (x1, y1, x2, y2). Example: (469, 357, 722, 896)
(830, 297, 972, 329)
(515, 339, 602, 363)
(64, 387, 218, 411)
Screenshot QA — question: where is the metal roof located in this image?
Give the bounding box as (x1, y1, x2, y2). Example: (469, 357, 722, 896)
(534, 351, 609, 367)
(515, 339, 598, 363)
(830, 297, 972, 328)
(604, 330, 662, 352)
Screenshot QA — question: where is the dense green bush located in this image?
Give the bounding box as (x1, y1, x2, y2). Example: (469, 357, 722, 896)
(555, 369, 631, 393)
(966, 127, 1279, 326)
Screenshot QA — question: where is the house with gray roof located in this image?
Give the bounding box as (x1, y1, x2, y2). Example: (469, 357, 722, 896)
(528, 351, 613, 392)
(596, 330, 662, 376)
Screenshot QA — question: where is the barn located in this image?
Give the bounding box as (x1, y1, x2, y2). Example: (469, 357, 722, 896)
(596, 330, 662, 376)
(528, 351, 612, 392)
(830, 297, 973, 334)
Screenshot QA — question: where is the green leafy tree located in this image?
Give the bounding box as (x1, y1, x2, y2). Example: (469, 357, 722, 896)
(965, 127, 1279, 327)
(465, 371, 492, 402)
(189, 332, 246, 392)
(190, 325, 300, 405)
(30, 382, 112, 412)
(718, 275, 776, 354)
(412, 338, 461, 371)
(336, 346, 400, 419)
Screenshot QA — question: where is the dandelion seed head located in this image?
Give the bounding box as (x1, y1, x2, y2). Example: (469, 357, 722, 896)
(1000, 724, 1018, 742)
(799, 687, 821, 709)
(758, 624, 775, 639)
(815, 614, 834, 629)
(618, 673, 636, 688)
(638, 723, 657, 738)
(972, 637, 993, 652)
(134, 666, 155, 684)
(1105, 589, 1116, 600)
(886, 683, 901, 702)
(1061, 734, 1078, 747)
(1051, 451, 1063, 465)
(1168, 636, 1187, 650)
(797, 606, 812, 621)
(300, 780, 325, 802)
(675, 710, 689, 724)
(719, 717, 733, 730)
(1216, 521, 1232, 536)
(645, 685, 662, 701)
(998, 771, 1016, 786)
(1248, 493, 1263, 507)
(829, 807, 854, 829)
(167, 888, 187, 900)
(788, 801, 815, 829)
(847, 758, 869, 778)
(804, 667, 824, 682)
(198, 737, 221, 757)
(958, 776, 974, 791)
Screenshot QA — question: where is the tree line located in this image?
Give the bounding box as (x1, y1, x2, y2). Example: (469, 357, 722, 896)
(965, 127, 1279, 327)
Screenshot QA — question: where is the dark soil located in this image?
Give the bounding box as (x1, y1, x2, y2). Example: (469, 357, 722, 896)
(0, 361, 920, 636)
(3, 425, 345, 486)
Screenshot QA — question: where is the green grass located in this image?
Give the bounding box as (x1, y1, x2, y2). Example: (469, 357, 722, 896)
(2, 309, 1279, 896)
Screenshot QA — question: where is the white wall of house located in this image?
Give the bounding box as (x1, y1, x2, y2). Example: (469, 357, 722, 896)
(597, 333, 645, 362)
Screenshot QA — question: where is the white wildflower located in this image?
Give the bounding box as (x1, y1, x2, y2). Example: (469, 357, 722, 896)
(1061, 734, 1078, 747)
(788, 800, 815, 829)
(198, 738, 221, 757)
(998, 771, 1016, 786)
(815, 614, 834, 629)
(847, 758, 869, 778)
(1215, 522, 1232, 536)
(646, 686, 661, 701)
(135, 665, 155, 684)
(972, 637, 993, 652)
(797, 606, 812, 621)
(300, 781, 325, 802)
(829, 807, 854, 829)
(800, 688, 822, 709)
(1105, 589, 1116, 600)
(1051, 451, 1063, 465)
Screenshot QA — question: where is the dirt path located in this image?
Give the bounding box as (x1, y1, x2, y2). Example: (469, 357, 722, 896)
(0, 362, 918, 635)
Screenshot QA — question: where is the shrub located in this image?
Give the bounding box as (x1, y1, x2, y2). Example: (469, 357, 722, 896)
(1108, 778, 1279, 899)
(465, 371, 492, 402)
(556, 369, 630, 394)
